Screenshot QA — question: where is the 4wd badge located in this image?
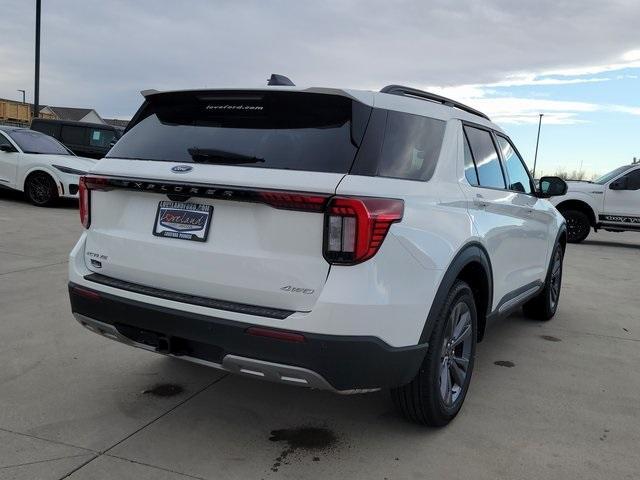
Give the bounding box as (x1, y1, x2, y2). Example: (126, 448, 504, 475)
(281, 285, 315, 295)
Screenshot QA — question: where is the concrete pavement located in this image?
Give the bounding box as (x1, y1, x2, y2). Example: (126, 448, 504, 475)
(1, 191, 638, 479)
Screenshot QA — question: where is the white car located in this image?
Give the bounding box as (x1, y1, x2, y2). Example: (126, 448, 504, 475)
(0, 126, 97, 206)
(549, 164, 640, 243)
(68, 83, 568, 426)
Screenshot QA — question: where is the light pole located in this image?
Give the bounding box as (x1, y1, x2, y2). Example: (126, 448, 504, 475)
(33, 0, 41, 120)
(532, 113, 543, 179)
(17, 89, 26, 103)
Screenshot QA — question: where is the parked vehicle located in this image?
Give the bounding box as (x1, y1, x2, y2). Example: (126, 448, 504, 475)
(549, 164, 640, 242)
(30, 119, 123, 159)
(0, 126, 96, 206)
(68, 83, 568, 426)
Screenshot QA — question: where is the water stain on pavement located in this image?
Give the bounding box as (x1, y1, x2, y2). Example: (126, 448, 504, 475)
(540, 335, 562, 342)
(142, 383, 184, 397)
(494, 360, 515, 368)
(269, 426, 338, 472)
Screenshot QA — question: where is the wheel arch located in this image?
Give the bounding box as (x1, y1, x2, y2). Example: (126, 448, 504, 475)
(555, 199, 597, 227)
(22, 167, 63, 195)
(557, 225, 567, 252)
(419, 242, 493, 345)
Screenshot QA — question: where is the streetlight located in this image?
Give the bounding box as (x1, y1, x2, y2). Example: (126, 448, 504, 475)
(532, 113, 543, 179)
(17, 89, 26, 103)
(34, 0, 41, 120)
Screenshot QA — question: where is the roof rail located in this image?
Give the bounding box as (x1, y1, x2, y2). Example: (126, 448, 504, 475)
(380, 85, 490, 120)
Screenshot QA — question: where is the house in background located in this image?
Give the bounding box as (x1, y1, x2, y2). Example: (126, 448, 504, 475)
(39, 106, 105, 124)
(1, 97, 128, 128)
(104, 118, 129, 129)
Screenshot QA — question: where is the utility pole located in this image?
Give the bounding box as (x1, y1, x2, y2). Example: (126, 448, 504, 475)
(532, 113, 543, 179)
(17, 89, 26, 103)
(33, 0, 41, 121)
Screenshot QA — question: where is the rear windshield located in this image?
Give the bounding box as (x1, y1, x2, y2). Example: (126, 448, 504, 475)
(109, 91, 371, 173)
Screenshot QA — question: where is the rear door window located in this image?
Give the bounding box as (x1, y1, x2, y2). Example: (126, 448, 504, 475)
(464, 126, 506, 189)
(32, 121, 60, 138)
(89, 128, 116, 148)
(109, 91, 370, 174)
(376, 111, 445, 181)
(496, 135, 532, 194)
(463, 132, 478, 186)
(61, 125, 87, 145)
(622, 168, 640, 190)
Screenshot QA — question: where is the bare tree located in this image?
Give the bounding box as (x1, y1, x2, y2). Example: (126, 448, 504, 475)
(552, 168, 598, 181)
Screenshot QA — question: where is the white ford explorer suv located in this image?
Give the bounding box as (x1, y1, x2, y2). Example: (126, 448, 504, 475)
(549, 164, 640, 243)
(68, 82, 568, 426)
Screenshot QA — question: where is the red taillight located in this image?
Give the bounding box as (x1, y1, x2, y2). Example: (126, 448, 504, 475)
(79, 176, 90, 228)
(79, 176, 111, 228)
(323, 197, 404, 265)
(259, 191, 329, 212)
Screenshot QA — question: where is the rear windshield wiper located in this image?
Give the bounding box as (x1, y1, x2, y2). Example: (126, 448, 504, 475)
(188, 148, 265, 164)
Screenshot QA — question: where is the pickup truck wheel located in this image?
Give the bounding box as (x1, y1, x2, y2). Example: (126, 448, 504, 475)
(562, 209, 590, 243)
(523, 243, 564, 321)
(391, 280, 477, 426)
(25, 172, 59, 207)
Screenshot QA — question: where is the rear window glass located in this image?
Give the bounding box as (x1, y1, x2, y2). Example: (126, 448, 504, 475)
(109, 91, 370, 174)
(89, 128, 116, 147)
(31, 121, 59, 138)
(377, 111, 445, 181)
(61, 125, 87, 145)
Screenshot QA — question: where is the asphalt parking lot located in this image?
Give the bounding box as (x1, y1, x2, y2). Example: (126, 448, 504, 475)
(1, 191, 639, 480)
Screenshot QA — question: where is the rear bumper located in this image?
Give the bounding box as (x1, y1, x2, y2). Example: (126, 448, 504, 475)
(69, 283, 428, 392)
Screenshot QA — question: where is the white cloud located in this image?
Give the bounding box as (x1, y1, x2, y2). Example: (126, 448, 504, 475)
(425, 48, 640, 125)
(537, 48, 640, 77)
(1, 0, 640, 118)
(609, 105, 640, 115)
(427, 90, 600, 125)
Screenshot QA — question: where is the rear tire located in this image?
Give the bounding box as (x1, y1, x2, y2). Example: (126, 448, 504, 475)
(561, 209, 590, 243)
(391, 280, 477, 426)
(24, 172, 59, 207)
(523, 242, 564, 321)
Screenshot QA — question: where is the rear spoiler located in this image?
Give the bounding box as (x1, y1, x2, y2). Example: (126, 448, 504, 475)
(124, 88, 374, 135)
(140, 89, 159, 97)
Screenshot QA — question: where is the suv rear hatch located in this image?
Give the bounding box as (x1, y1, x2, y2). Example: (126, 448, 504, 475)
(82, 90, 372, 313)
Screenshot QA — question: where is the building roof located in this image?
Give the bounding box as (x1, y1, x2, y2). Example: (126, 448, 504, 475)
(104, 118, 129, 128)
(45, 106, 95, 122)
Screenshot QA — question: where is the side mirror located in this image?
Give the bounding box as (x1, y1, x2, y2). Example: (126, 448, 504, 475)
(538, 176, 568, 198)
(609, 177, 627, 190)
(0, 144, 16, 153)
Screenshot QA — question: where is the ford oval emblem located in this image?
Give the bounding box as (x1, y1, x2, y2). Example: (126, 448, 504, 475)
(171, 165, 193, 173)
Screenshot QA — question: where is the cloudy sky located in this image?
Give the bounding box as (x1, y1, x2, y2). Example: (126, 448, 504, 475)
(2, 0, 639, 176)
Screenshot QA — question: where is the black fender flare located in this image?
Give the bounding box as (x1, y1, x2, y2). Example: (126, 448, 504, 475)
(555, 223, 568, 250)
(547, 224, 568, 276)
(419, 242, 493, 344)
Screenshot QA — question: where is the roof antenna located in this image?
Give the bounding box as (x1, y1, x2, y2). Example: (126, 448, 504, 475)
(267, 74, 295, 86)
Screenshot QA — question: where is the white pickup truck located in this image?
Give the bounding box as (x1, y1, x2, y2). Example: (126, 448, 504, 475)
(550, 164, 640, 243)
